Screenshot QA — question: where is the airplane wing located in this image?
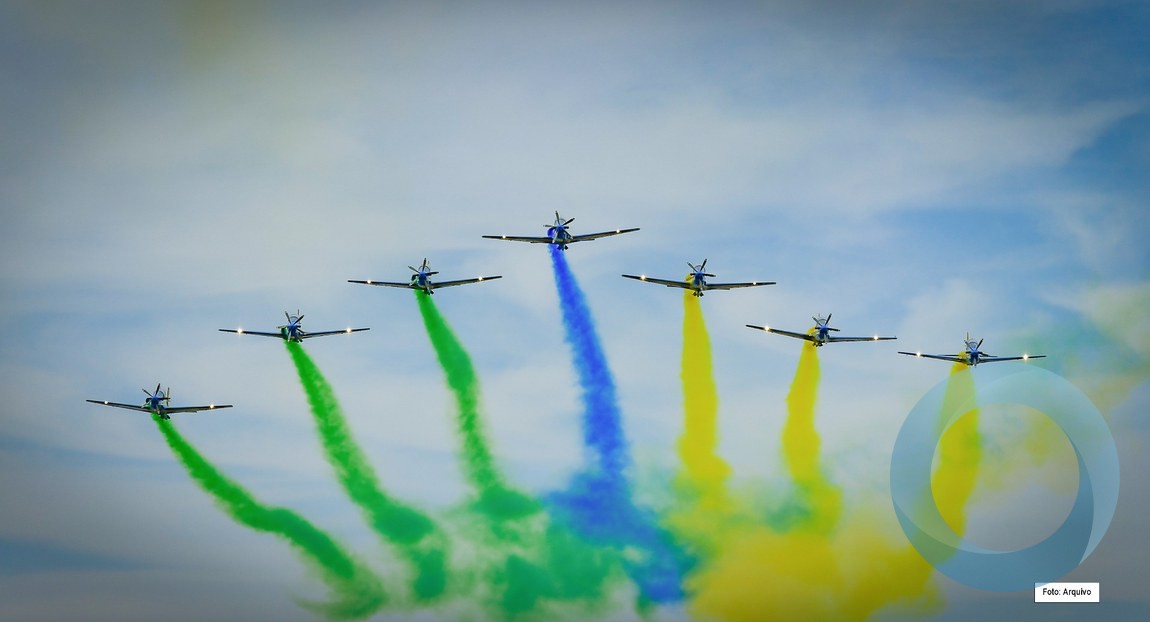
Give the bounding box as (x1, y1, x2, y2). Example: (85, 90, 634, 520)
(86, 400, 152, 412)
(347, 280, 416, 288)
(164, 404, 233, 413)
(481, 235, 554, 244)
(219, 329, 283, 338)
(827, 336, 897, 343)
(746, 325, 815, 343)
(298, 328, 370, 340)
(621, 274, 692, 289)
(898, 351, 964, 363)
(567, 228, 640, 243)
(978, 355, 1046, 363)
(704, 281, 776, 290)
(428, 276, 503, 290)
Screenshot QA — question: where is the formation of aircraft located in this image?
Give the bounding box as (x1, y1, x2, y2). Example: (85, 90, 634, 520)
(86, 384, 231, 420)
(219, 311, 369, 342)
(483, 211, 639, 251)
(348, 258, 502, 294)
(747, 313, 896, 347)
(92, 212, 1051, 425)
(622, 259, 775, 297)
(898, 333, 1045, 366)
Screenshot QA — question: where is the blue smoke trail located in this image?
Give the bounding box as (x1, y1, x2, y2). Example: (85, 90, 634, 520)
(544, 245, 692, 604)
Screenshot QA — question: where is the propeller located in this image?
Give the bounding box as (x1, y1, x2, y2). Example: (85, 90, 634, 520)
(689, 259, 715, 277)
(551, 211, 575, 227)
(813, 314, 839, 331)
(977, 338, 984, 350)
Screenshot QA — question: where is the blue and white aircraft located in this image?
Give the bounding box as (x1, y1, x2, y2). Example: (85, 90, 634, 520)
(348, 258, 501, 295)
(483, 211, 639, 250)
(898, 333, 1045, 366)
(747, 313, 896, 346)
(86, 384, 232, 420)
(219, 311, 369, 342)
(622, 259, 775, 297)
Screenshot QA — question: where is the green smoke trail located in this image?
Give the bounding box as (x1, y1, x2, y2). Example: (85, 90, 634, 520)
(413, 291, 624, 618)
(155, 419, 385, 620)
(285, 341, 448, 602)
(414, 291, 535, 519)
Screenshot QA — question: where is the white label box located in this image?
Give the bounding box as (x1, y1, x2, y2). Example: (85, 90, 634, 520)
(1035, 582, 1100, 603)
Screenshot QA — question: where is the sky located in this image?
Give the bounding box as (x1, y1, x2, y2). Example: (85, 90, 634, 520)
(1, 1, 1148, 621)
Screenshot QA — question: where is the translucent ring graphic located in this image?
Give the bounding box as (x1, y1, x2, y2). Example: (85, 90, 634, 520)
(890, 365, 1120, 592)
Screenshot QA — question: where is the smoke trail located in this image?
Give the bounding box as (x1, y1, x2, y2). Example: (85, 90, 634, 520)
(678, 293, 732, 499)
(930, 362, 982, 534)
(668, 293, 737, 556)
(414, 291, 534, 518)
(776, 341, 842, 533)
(286, 341, 448, 602)
(155, 419, 386, 620)
(414, 290, 624, 618)
(683, 341, 938, 621)
(544, 245, 691, 604)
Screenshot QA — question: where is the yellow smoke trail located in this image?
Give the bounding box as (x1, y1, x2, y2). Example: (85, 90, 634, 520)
(668, 293, 738, 555)
(678, 294, 733, 503)
(684, 340, 939, 621)
(781, 341, 841, 532)
(931, 362, 982, 534)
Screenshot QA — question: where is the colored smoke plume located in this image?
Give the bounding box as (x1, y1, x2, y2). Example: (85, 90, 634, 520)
(544, 245, 691, 604)
(286, 341, 449, 602)
(678, 293, 733, 500)
(414, 290, 533, 517)
(931, 362, 982, 535)
(667, 293, 738, 557)
(414, 290, 625, 618)
(682, 342, 937, 620)
(155, 419, 386, 620)
(779, 341, 841, 533)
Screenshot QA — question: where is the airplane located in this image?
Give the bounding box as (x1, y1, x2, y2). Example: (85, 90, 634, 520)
(348, 258, 501, 295)
(86, 384, 232, 420)
(622, 259, 775, 297)
(746, 313, 896, 346)
(898, 333, 1046, 366)
(482, 211, 639, 250)
(219, 310, 369, 342)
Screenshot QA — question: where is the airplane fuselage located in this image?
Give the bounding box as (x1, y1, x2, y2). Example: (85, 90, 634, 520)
(410, 273, 436, 293)
(810, 326, 832, 346)
(547, 226, 574, 250)
(686, 273, 708, 296)
(142, 398, 171, 419)
(278, 323, 306, 342)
